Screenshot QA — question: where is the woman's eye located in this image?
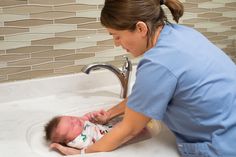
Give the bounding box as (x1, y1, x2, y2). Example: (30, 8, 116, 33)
(114, 36, 120, 40)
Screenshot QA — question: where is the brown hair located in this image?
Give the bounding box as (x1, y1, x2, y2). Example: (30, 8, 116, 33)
(100, 0, 184, 47)
(44, 116, 61, 141)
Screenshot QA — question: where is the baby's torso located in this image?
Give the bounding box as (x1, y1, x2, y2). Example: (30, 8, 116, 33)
(67, 121, 112, 149)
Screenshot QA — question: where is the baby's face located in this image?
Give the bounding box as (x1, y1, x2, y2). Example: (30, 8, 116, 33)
(52, 116, 84, 144)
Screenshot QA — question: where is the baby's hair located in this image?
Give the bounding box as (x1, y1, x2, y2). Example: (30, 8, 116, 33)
(44, 116, 61, 141)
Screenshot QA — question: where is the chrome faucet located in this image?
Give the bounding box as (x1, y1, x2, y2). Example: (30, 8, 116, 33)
(81, 56, 132, 98)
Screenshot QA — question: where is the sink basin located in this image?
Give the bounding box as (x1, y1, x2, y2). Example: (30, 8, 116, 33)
(0, 68, 180, 157)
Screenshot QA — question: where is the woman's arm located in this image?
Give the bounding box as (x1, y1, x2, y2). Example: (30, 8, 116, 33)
(85, 105, 151, 153)
(106, 98, 127, 120)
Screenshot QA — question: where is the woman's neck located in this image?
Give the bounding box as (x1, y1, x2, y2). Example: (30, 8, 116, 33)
(151, 25, 164, 47)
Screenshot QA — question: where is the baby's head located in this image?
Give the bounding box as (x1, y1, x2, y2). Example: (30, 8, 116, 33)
(44, 116, 84, 144)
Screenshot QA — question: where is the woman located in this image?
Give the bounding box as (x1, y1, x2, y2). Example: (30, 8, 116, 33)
(50, 0, 236, 156)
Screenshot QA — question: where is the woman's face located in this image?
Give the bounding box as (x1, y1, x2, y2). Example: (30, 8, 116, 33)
(107, 27, 148, 57)
(52, 116, 84, 144)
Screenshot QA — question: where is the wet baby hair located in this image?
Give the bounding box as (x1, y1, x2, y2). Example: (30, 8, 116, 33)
(44, 116, 61, 141)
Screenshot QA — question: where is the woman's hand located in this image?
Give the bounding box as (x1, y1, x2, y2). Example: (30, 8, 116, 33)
(50, 143, 81, 155)
(83, 109, 110, 125)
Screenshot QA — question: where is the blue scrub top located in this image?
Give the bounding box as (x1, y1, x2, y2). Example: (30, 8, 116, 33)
(127, 24, 236, 157)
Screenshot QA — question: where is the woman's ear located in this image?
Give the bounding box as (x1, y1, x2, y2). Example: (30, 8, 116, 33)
(136, 21, 148, 37)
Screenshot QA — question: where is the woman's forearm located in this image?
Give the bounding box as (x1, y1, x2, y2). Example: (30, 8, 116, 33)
(85, 106, 151, 153)
(107, 98, 127, 120)
(85, 120, 133, 153)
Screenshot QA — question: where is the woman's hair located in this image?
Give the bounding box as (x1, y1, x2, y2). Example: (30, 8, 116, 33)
(101, 0, 184, 46)
(44, 116, 61, 141)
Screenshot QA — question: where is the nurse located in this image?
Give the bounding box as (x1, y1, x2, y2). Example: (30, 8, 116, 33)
(50, 0, 236, 156)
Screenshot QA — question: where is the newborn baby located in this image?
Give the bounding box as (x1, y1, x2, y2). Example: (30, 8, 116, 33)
(44, 115, 112, 149)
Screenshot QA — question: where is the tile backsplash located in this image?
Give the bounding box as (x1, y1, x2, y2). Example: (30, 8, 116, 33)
(0, 0, 235, 83)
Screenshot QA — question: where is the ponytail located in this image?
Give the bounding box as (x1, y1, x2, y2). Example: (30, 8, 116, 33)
(162, 0, 184, 23)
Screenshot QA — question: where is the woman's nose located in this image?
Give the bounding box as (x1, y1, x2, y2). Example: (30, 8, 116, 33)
(113, 39, 121, 47)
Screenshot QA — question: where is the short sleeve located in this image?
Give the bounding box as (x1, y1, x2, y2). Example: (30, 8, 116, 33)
(127, 58, 177, 120)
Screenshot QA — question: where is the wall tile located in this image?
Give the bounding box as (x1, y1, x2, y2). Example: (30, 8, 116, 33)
(31, 49, 75, 58)
(6, 46, 53, 54)
(223, 11, 236, 18)
(5, 19, 53, 27)
(8, 69, 54, 81)
(3, 5, 52, 14)
(55, 29, 97, 37)
(76, 0, 104, 5)
(29, 0, 75, 5)
(74, 56, 113, 65)
(0, 54, 30, 62)
(55, 53, 94, 61)
(225, 2, 236, 8)
(209, 17, 232, 22)
(0, 0, 27, 7)
(54, 41, 96, 49)
(4, 33, 54, 42)
(95, 47, 127, 58)
(77, 21, 103, 29)
(76, 33, 111, 42)
(198, 12, 222, 18)
(0, 75, 7, 83)
(0, 14, 29, 22)
(198, 2, 224, 8)
(222, 20, 236, 27)
(0, 61, 7, 68)
(76, 45, 114, 53)
(29, 24, 77, 33)
(8, 58, 53, 66)
(54, 64, 84, 74)
(55, 17, 96, 24)
(54, 4, 96, 12)
(32, 61, 74, 70)
(31, 11, 75, 20)
(212, 7, 235, 12)
(183, 18, 208, 24)
(0, 50, 5, 55)
(209, 27, 231, 33)
(97, 39, 114, 46)
(76, 10, 101, 18)
(0, 27, 29, 35)
(209, 35, 228, 42)
(0, 66, 31, 75)
(221, 30, 236, 36)
(0, 41, 31, 50)
(31, 37, 76, 46)
(185, 8, 210, 13)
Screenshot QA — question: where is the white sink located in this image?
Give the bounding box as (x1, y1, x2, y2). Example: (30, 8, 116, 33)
(0, 68, 180, 157)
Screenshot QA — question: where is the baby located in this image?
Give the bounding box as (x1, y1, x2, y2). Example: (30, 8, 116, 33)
(44, 115, 113, 149)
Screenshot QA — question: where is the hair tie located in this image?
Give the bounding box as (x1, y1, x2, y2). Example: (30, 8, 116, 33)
(160, 0, 165, 5)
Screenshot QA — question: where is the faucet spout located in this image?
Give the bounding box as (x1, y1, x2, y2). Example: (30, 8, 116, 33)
(81, 57, 132, 98)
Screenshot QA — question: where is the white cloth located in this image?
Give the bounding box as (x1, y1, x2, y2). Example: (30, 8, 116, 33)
(67, 121, 112, 149)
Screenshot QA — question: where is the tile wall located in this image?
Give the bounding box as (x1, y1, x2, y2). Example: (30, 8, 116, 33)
(0, 0, 235, 83)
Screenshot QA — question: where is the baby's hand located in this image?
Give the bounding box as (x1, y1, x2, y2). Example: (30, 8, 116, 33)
(50, 143, 81, 155)
(83, 109, 110, 124)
